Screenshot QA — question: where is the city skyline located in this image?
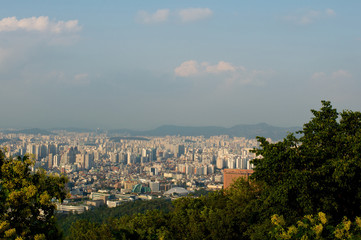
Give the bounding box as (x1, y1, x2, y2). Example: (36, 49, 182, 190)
(0, 1, 360, 129)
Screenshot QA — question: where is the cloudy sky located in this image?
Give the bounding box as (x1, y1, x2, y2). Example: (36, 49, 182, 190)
(0, 1, 360, 129)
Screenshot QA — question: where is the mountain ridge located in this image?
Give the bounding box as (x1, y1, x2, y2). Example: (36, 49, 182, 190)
(109, 123, 301, 140)
(0, 123, 301, 140)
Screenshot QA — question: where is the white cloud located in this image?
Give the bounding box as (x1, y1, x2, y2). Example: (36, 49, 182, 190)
(174, 60, 199, 77)
(52, 20, 81, 33)
(136, 9, 170, 24)
(284, 8, 335, 25)
(178, 8, 213, 23)
(174, 60, 273, 86)
(311, 72, 326, 80)
(0, 16, 81, 33)
(331, 70, 352, 79)
(204, 61, 236, 73)
(175, 60, 236, 77)
(136, 8, 213, 24)
(311, 70, 352, 81)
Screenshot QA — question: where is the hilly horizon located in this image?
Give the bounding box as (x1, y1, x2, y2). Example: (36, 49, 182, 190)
(0, 123, 301, 140)
(109, 123, 300, 140)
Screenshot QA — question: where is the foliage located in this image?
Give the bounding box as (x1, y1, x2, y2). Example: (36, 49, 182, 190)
(57, 198, 173, 238)
(251, 101, 361, 223)
(67, 220, 113, 240)
(188, 188, 211, 197)
(271, 212, 361, 240)
(270, 212, 327, 239)
(0, 151, 67, 239)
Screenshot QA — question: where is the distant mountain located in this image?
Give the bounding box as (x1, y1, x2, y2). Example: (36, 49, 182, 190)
(0, 124, 301, 140)
(1, 128, 56, 135)
(109, 136, 150, 141)
(109, 123, 301, 140)
(50, 127, 94, 133)
(227, 123, 300, 140)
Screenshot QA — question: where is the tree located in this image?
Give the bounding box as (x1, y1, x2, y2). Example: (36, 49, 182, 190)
(270, 212, 361, 239)
(0, 151, 67, 239)
(251, 101, 361, 225)
(68, 220, 113, 240)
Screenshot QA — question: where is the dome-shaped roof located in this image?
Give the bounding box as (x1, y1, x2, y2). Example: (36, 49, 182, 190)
(164, 187, 189, 196)
(132, 184, 151, 193)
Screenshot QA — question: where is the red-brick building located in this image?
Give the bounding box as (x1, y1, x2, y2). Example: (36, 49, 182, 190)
(223, 169, 254, 189)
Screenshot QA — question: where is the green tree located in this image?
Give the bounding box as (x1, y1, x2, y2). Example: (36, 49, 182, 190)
(68, 220, 113, 240)
(0, 151, 67, 239)
(270, 212, 361, 239)
(57, 198, 173, 238)
(251, 101, 361, 227)
(127, 210, 170, 240)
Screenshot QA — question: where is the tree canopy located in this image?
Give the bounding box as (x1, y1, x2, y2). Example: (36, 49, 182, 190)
(0, 152, 67, 240)
(251, 101, 361, 224)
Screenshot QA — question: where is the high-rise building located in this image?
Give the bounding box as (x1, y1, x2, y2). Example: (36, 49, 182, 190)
(216, 157, 224, 169)
(48, 153, 53, 169)
(60, 153, 68, 167)
(84, 153, 94, 169)
(53, 154, 60, 167)
(110, 152, 118, 163)
(227, 159, 235, 169)
(76, 153, 85, 169)
(236, 157, 242, 169)
(141, 148, 147, 157)
(178, 145, 185, 157)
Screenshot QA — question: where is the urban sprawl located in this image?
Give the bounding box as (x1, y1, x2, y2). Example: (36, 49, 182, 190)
(0, 130, 270, 213)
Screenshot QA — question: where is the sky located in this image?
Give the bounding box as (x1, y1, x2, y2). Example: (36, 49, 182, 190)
(0, 1, 360, 130)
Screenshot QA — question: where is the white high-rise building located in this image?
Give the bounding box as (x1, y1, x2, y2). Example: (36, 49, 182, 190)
(227, 159, 235, 169)
(236, 157, 242, 169)
(216, 157, 224, 169)
(53, 155, 60, 167)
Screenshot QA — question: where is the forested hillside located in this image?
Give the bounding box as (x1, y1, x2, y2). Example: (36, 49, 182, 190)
(56, 199, 173, 238)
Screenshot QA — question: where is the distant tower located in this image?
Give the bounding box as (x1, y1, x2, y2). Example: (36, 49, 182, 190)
(84, 153, 94, 170)
(178, 145, 185, 157)
(48, 153, 53, 169)
(53, 155, 60, 168)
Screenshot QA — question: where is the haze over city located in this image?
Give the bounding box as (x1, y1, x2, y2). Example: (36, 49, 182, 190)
(1, 1, 360, 129)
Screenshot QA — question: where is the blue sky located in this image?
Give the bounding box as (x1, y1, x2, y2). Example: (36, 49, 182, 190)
(0, 1, 360, 129)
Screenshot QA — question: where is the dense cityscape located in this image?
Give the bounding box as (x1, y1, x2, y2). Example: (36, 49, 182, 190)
(0, 130, 267, 213)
